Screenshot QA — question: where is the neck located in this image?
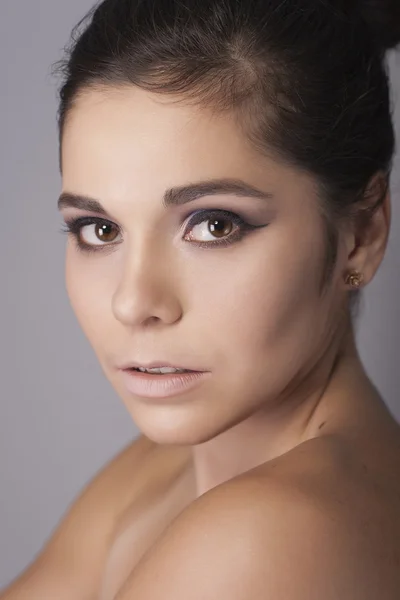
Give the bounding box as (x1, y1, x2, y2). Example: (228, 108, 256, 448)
(191, 326, 390, 498)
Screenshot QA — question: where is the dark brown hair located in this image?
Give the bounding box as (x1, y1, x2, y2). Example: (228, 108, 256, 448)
(53, 0, 400, 321)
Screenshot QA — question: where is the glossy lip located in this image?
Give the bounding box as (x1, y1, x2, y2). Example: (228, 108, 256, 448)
(118, 368, 211, 399)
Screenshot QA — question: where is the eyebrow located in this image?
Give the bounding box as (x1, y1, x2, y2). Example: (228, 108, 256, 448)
(57, 178, 275, 215)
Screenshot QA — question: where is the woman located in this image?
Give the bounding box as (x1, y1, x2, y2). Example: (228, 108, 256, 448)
(2, 0, 400, 598)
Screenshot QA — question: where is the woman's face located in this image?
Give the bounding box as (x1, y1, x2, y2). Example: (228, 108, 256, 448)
(60, 86, 347, 445)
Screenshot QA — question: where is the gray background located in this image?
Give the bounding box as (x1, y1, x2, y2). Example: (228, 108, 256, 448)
(0, 0, 399, 589)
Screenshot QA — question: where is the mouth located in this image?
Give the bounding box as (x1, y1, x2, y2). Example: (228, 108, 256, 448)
(119, 366, 210, 399)
(118, 360, 208, 373)
(128, 366, 198, 375)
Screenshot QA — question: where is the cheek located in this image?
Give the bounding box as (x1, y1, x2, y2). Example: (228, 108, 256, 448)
(191, 223, 329, 373)
(65, 247, 114, 344)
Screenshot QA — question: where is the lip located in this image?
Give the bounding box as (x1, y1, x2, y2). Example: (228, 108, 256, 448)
(118, 360, 207, 372)
(118, 368, 211, 399)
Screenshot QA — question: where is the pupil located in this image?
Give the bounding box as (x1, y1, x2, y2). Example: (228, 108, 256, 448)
(209, 219, 232, 238)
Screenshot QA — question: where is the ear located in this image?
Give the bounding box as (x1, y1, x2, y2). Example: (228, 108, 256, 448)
(342, 171, 391, 287)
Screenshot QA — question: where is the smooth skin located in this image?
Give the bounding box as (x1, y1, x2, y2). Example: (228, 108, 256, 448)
(2, 84, 400, 599)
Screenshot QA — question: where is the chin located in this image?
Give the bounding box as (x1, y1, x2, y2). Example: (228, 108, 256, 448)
(123, 403, 228, 447)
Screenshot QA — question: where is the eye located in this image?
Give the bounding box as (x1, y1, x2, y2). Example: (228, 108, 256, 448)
(60, 217, 122, 253)
(79, 221, 120, 245)
(183, 209, 257, 248)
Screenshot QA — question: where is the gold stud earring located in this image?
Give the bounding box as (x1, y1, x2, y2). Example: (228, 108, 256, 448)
(344, 270, 364, 288)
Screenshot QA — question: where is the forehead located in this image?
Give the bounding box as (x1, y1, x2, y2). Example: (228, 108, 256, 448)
(61, 86, 317, 206)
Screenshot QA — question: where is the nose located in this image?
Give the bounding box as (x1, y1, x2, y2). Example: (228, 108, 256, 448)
(111, 249, 183, 328)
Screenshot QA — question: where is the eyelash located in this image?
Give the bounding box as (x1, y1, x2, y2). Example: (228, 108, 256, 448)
(59, 209, 262, 254)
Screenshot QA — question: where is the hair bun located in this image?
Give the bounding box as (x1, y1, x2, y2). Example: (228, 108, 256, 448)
(358, 0, 400, 51)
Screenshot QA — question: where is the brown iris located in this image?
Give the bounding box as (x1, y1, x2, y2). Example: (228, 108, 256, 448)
(95, 223, 119, 242)
(208, 218, 233, 238)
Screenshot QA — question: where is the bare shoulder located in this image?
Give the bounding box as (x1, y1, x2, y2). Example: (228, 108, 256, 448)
(0, 434, 191, 600)
(247, 432, 400, 543)
(226, 433, 400, 597)
(114, 434, 400, 600)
